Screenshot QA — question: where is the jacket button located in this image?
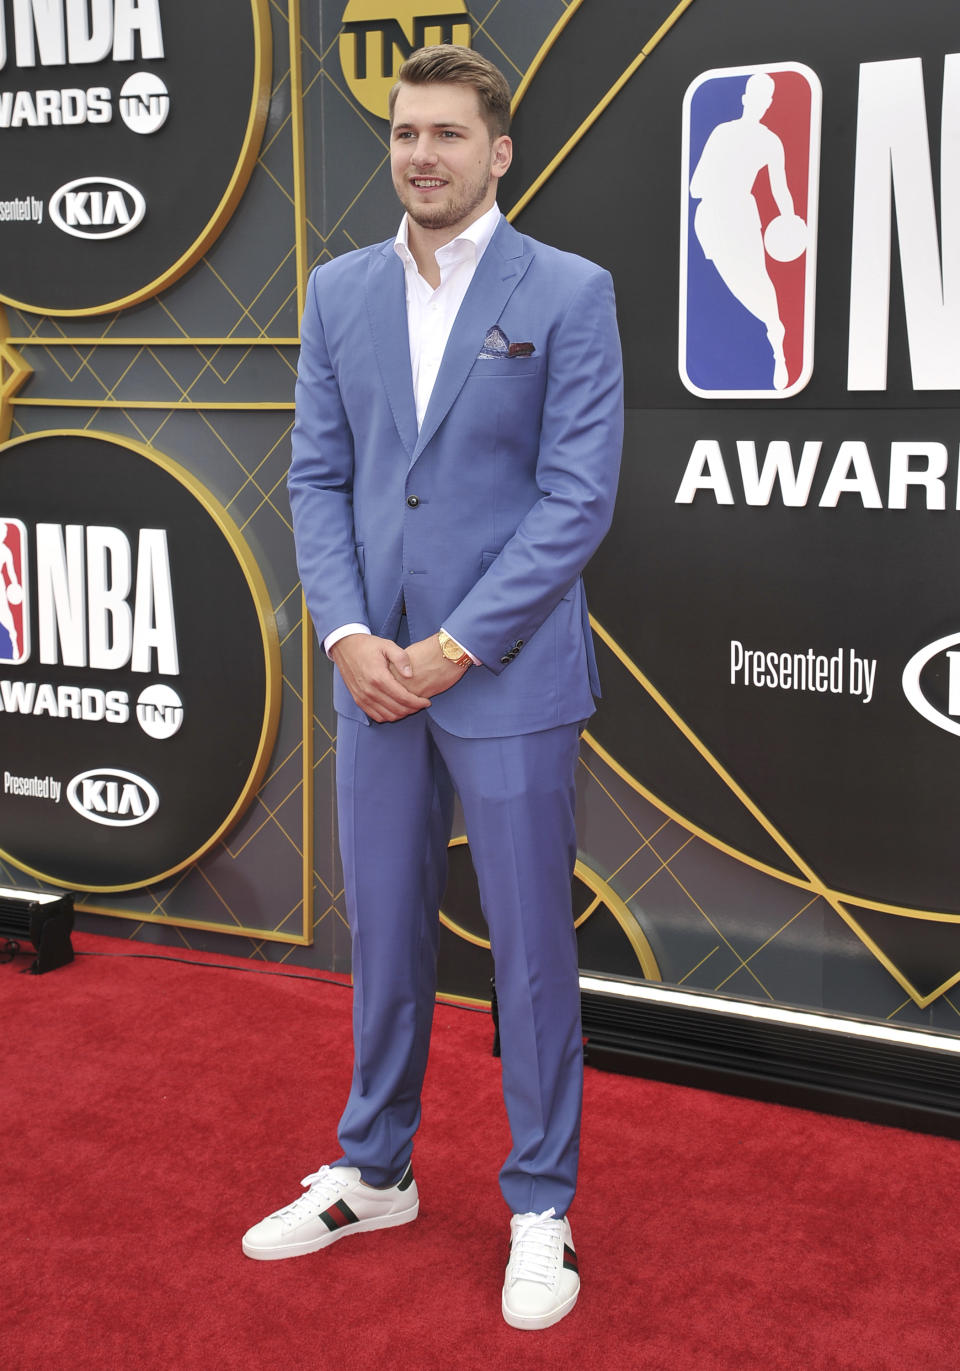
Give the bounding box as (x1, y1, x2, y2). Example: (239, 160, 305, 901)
(406, 495, 419, 508)
(500, 655, 511, 665)
(516, 640, 524, 648)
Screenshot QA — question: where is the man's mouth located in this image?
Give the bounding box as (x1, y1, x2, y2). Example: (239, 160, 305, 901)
(411, 177, 447, 189)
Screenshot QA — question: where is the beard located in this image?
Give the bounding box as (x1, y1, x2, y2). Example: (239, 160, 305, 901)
(396, 166, 492, 233)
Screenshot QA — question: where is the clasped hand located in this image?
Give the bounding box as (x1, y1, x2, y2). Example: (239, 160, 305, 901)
(330, 633, 467, 723)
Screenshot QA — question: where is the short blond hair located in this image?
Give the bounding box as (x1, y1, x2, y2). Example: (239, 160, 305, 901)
(389, 44, 511, 139)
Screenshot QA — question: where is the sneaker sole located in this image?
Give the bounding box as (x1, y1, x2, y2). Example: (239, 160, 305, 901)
(242, 1200, 419, 1261)
(501, 1285, 579, 1331)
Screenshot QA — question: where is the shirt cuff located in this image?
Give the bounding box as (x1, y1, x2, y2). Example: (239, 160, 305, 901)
(440, 627, 481, 666)
(324, 623, 371, 657)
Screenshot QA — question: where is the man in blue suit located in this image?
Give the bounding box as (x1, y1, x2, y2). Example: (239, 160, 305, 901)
(242, 45, 623, 1331)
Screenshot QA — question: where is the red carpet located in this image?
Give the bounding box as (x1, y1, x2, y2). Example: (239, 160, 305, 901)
(2, 932, 959, 1370)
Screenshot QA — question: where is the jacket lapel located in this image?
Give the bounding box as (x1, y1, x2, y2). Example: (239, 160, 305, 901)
(411, 218, 533, 463)
(366, 240, 418, 459)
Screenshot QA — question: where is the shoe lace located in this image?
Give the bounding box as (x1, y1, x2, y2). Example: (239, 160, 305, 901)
(509, 1207, 564, 1287)
(270, 1165, 350, 1231)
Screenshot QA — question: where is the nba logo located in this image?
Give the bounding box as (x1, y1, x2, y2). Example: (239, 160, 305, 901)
(0, 518, 29, 665)
(679, 63, 822, 399)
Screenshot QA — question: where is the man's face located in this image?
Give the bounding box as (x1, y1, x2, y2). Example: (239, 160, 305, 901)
(390, 81, 511, 238)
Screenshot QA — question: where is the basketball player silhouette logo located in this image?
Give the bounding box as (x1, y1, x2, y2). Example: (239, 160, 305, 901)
(0, 519, 29, 665)
(680, 63, 822, 399)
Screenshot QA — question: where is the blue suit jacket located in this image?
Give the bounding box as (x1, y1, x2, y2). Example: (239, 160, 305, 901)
(287, 216, 624, 738)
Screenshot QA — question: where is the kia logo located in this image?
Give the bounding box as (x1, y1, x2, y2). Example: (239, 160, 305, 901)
(49, 177, 146, 240)
(66, 768, 159, 827)
(902, 632, 960, 738)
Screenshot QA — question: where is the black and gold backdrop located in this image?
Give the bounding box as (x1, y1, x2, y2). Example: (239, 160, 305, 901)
(2, 0, 959, 1034)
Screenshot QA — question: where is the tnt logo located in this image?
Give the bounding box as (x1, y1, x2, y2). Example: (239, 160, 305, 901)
(0, 519, 29, 666)
(136, 683, 183, 739)
(339, 0, 471, 120)
(118, 72, 170, 134)
(679, 63, 822, 399)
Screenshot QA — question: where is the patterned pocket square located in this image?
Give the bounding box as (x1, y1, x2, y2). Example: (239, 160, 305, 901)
(478, 325, 536, 360)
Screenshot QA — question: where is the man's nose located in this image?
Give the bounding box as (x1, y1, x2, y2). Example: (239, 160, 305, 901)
(411, 136, 437, 165)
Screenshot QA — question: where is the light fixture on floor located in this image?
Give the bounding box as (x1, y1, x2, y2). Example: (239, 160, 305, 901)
(0, 887, 74, 974)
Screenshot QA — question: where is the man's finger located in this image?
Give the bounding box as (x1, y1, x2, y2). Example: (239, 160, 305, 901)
(370, 676, 431, 711)
(383, 641, 413, 678)
(361, 662, 430, 713)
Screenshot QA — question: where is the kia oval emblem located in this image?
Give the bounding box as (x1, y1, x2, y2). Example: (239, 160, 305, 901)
(66, 768, 160, 827)
(902, 632, 960, 738)
(49, 177, 146, 241)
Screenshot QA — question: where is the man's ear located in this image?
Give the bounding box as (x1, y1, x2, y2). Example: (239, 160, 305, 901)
(491, 135, 513, 179)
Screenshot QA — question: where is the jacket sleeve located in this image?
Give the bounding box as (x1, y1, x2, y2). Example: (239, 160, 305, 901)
(286, 267, 369, 644)
(443, 268, 624, 673)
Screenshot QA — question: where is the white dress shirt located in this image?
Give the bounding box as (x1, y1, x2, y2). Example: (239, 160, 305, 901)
(323, 204, 501, 661)
(397, 201, 501, 427)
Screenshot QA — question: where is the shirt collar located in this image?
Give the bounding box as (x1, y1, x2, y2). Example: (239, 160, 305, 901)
(393, 202, 502, 271)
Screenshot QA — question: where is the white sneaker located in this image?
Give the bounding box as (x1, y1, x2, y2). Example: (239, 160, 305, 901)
(501, 1207, 580, 1330)
(241, 1162, 418, 1260)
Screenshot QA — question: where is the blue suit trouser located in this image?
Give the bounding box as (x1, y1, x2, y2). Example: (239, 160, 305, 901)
(334, 707, 584, 1217)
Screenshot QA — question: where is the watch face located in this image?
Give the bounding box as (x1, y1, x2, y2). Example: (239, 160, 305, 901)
(439, 634, 467, 664)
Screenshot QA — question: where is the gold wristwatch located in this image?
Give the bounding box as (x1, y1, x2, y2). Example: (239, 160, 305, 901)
(437, 629, 472, 669)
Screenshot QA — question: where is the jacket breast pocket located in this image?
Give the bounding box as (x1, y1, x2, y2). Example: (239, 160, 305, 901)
(469, 356, 542, 380)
